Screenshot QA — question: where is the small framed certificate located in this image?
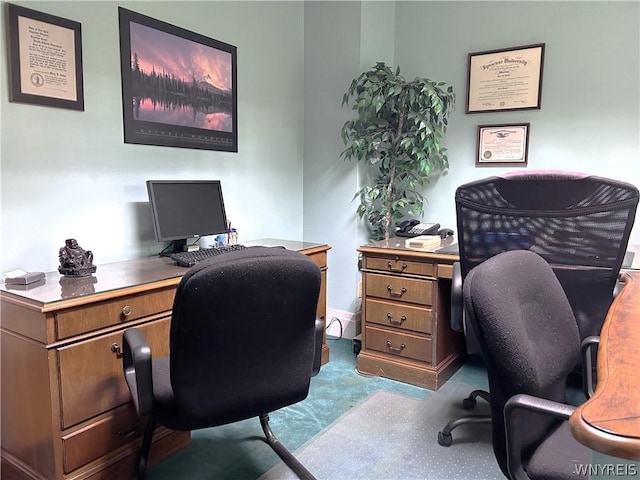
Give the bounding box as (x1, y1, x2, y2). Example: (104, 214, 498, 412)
(6, 3, 84, 110)
(476, 123, 530, 166)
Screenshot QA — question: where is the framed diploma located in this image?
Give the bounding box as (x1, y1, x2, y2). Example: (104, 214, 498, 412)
(6, 3, 84, 110)
(466, 44, 544, 114)
(476, 123, 530, 166)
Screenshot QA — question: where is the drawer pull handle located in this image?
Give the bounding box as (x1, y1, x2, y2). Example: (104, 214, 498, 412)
(111, 343, 123, 357)
(387, 261, 407, 273)
(387, 285, 407, 298)
(387, 313, 407, 325)
(121, 305, 132, 317)
(386, 341, 406, 354)
(117, 427, 138, 439)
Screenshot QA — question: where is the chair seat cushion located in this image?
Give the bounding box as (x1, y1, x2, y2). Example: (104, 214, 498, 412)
(151, 355, 231, 431)
(525, 421, 591, 480)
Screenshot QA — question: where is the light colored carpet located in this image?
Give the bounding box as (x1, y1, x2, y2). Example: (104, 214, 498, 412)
(259, 380, 503, 480)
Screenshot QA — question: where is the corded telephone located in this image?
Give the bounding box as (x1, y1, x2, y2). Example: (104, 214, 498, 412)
(395, 219, 454, 238)
(396, 220, 440, 237)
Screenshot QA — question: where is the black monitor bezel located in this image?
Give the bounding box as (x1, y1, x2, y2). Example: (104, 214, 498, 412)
(146, 179, 229, 244)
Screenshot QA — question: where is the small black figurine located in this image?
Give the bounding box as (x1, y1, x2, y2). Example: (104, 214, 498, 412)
(58, 238, 97, 277)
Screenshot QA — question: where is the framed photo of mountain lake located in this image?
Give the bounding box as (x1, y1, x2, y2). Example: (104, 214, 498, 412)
(118, 8, 237, 152)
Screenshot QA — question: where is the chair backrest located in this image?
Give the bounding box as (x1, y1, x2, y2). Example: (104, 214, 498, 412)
(463, 249, 581, 477)
(456, 171, 638, 340)
(169, 246, 321, 426)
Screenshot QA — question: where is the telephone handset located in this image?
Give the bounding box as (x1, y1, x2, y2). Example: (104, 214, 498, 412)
(396, 220, 440, 237)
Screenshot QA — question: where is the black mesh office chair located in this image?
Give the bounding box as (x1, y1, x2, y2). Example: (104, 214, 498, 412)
(122, 246, 323, 480)
(463, 249, 593, 479)
(438, 171, 638, 446)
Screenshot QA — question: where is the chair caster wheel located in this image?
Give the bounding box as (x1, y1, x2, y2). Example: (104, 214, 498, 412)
(437, 431, 452, 447)
(462, 397, 477, 410)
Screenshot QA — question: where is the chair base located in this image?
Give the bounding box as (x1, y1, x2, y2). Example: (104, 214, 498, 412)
(135, 415, 315, 480)
(437, 389, 492, 447)
(260, 414, 316, 480)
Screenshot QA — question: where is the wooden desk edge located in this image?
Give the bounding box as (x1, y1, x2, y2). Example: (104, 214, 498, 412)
(569, 271, 640, 461)
(569, 410, 640, 461)
(357, 245, 458, 263)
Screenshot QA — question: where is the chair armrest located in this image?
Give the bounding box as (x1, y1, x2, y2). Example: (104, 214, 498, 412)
(580, 335, 600, 399)
(450, 262, 464, 332)
(123, 328, 153, 416)
(613, 278, 624, 298)
(312, 318, 323, 376)
(504, 394, 576, 480)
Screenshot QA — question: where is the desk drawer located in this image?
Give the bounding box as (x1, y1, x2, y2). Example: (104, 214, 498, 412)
(365, 256, 435, 277)
(365, 273, 434, 306)
(437, 263, 454, 279)
(62, 404, 141, 473)
(365, 325, 432, 363)
(365, 298, 432, 334)
(57, 317, 171, 429)
(56, 287, 175, 339)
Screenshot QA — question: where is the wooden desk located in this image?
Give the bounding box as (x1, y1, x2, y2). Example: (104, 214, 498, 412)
(1, 239, 330, 480)
(356, 238, 465, 390)
(569, 270, 640, 460)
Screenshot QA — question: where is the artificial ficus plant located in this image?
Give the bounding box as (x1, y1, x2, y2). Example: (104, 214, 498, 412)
(341, 62, 455, 240)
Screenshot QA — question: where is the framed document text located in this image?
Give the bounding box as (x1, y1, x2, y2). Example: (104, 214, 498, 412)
(476, 123, 530, 166)
(118, 8, 238, 152)
(6, 3, 84, 110)
(466, 44, 544, 114)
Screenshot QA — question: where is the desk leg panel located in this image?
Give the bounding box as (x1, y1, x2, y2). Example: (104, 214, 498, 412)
(1, 331, 56, 479)
(1, 430, 190, 480)
(318, 268, 329, 365)
(78, 430, 190, 480)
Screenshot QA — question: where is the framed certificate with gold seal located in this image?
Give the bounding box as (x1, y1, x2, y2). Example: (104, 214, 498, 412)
(476, 123, 530, 166)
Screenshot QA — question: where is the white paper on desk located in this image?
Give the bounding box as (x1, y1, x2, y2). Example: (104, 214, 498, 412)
(405, 235, 441, 250)
(3, 269, 28, 279)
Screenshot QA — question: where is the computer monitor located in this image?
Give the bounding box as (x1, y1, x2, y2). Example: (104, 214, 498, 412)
(146, 180, 229, 255)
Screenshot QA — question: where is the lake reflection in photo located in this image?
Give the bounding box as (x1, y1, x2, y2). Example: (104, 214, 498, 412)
(134, 97, 232, 132)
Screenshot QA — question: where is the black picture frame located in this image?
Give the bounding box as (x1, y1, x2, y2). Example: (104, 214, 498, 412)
(118, 8, 238, 152)
(466, 43, 545, 114)
(6, 3, 84, 110)
(476, 123, 530, 167)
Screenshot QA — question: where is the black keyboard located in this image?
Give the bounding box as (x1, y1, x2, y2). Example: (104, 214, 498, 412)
(170, 244, 248, 267)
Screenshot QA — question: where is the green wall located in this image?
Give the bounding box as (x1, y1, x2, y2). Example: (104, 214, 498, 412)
(1, 1, 305, 270)
(392, 1, 639, 231)
(303, 0, 639, 316)
(2, 1, 638, 323)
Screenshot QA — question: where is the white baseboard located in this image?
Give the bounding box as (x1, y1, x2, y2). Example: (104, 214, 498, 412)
(326, 308, 361, 340)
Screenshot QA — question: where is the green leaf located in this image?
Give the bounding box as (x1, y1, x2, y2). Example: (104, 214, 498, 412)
(341, 63, 455, 239)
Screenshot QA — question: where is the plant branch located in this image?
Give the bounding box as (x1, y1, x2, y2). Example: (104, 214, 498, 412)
(341, 63, 455, 241)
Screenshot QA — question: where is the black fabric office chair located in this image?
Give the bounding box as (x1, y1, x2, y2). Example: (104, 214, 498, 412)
(463, 249, 593, 479)
(438, 171, 638, 446)
(122, 246, 323, 480)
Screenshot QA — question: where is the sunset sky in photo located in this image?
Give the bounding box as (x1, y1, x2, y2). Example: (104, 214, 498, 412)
(129, 22, 232, 92)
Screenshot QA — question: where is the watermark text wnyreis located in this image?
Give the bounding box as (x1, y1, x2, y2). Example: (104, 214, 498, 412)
(574, 464, 638, 477)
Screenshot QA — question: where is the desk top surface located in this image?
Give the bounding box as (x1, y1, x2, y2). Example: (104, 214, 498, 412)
(358, 236, 459, 258)
(569, 270, 640, 460)
(0, 239, 328, 307)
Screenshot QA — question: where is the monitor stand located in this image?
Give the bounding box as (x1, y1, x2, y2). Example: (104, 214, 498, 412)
(159, 239, 187, 257)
